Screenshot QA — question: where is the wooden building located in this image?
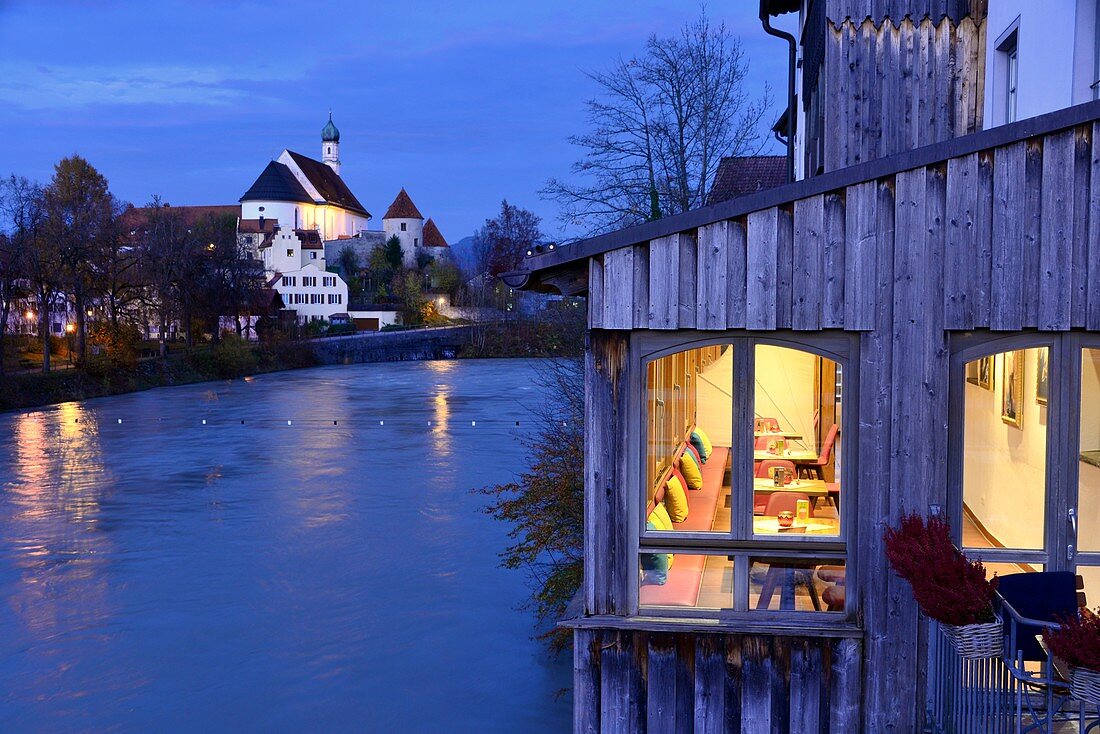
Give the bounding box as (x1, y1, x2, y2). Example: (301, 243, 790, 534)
(503, 1, 1100, 730)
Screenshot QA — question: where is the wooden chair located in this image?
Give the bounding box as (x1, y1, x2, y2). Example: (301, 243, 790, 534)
(794, 423, 838, 480)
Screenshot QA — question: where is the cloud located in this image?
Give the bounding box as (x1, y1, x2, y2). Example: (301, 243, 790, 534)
(0, 62, 296, 110)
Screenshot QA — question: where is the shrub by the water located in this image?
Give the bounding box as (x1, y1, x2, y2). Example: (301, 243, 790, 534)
(884, 514, 998, 626)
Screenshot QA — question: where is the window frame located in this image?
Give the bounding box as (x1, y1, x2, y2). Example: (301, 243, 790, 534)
(631, 329, 859, 622)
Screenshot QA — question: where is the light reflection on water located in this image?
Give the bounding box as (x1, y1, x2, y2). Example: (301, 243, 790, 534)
(0, 359, 568, 732)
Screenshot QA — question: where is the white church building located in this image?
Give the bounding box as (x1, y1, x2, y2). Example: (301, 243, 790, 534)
(237, 115, 447, 326)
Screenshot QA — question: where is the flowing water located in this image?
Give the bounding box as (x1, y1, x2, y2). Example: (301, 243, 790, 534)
(0, 359, 571, 732)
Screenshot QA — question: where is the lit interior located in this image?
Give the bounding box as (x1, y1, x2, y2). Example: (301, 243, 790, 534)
(641, 343, 844, 612)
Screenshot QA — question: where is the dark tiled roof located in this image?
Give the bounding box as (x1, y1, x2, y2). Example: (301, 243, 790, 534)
(240, 162, 314, 205)
(238, 218, 278, 234)
(422, 218, 448, 247)
(383, 188, 423, 220)
(295, 229, 324, 249)
(707, 156, 788, 205)
(284, 151, 370, 217)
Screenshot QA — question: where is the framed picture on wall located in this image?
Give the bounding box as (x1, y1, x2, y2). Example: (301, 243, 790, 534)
(1036, 349, 1049, 406)
(966, 356, 994, 390)
(1002, 350, 1024, 428)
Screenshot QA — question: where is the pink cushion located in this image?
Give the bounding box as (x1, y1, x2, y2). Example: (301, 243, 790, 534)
(641, 446, 730, 607)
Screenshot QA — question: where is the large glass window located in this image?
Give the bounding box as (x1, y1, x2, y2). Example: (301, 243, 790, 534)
(639, 337, 849, 615)
(1078, 347, 1100, 591)
(961, 348, 1049, 553)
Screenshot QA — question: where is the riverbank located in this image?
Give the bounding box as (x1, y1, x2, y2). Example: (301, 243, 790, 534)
(0, 319, 583, 413)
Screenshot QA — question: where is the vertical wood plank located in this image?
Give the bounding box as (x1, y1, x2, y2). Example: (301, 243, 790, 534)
(741, 636, 774, 734)
(632, 243, 650, 329)
(694, 634, 727, 734)
(648, 235, 679, 329)
(647, 635, 679, 734)
(822, 192, 847, 328)
(584, 331, 631, 616)
(1072, 125, 1092, 328)
(1039, 130, 1074, 331)
(1023, 138, 1044, 328)
(727, 219, 749, 329)
(829, 638, 863, 733)
(697, 222, 730, 330)
(788, 641, 822, 734)
(776, 207, 795, 329)
(677, 233, 698, 330)
(747, 208, 779, 330)
(858, 176, 897, 732)
(844, 181, 877, 330)
(991, 142, 1026, 331)
(588, 255, 604, 329)
(793, 195, 825, 330)
(599, 631, 644, 734)
(943, 153, 978, 329)
(601, 247, 634, 330)
(974, 150, 995, 327)
(574, 629, 600, 734)
(1089, 122, 1100, 330)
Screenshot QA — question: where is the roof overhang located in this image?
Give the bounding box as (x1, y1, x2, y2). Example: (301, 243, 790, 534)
(509, 98, 1100, 296)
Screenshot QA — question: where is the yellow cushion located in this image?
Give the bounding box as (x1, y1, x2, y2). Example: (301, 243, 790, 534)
(648, 503, 673, 531)
(694, 427, 713, 457)
(679, 452, 703, 490)
(663, 474, 689, 523)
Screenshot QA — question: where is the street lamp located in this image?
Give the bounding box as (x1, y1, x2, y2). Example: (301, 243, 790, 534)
(65, 323, 75, 365)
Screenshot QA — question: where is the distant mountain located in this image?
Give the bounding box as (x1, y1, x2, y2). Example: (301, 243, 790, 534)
(448, 235, 479, 272)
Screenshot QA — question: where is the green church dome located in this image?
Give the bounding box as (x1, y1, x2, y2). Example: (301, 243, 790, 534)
(321, 112, 340, 143)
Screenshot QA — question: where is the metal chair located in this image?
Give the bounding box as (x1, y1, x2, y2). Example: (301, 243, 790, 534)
(996, 572, 1095, 733)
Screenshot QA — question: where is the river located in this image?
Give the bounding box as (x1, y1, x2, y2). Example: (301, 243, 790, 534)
(0, 359, 571, 732)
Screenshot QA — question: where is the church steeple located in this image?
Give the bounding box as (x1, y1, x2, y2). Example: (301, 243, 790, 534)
(321, 112, 341, 175)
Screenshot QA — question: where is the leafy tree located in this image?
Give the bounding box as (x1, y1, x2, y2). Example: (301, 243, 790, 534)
(543, 9, 772, 234)
(336, 246, 362, 296)
(478, 358, 584, 652)
(43, 155, 114, 364)
(428, 258, 461, 296)
(382, 234, 404, 270)
(393, 270, 425, 325)
(0, 231, 21, 376)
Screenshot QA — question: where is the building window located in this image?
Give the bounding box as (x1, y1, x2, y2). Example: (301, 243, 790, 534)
(310, 252, 317, 259)
(639, 334, 850, 615)
(997, 26, 1020, 124)
(414, 238, 419, 247)
(400, 222, 407, 231)
(287, 249, 294, 258)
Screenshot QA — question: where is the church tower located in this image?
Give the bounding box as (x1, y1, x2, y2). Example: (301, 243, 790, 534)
(321, 112, 340, 175)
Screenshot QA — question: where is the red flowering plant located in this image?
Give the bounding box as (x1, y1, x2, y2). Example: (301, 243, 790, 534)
(1044, 609, 1100, 672)
(884, 514, 999, 626)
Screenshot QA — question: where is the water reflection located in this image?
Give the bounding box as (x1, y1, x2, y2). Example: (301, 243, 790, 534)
(0, 360, 570, 731)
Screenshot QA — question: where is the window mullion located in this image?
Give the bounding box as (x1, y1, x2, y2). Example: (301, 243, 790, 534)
(732, 338, 755, 541)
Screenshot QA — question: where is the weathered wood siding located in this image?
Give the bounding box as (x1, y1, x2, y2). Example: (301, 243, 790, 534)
(587, 122, 1100, 335)
(581, 116, 1100, 732)
(820, 14, 985, 173)
(574, 628, 862, 734)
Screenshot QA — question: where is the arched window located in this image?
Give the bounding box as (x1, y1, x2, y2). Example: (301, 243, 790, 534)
(639, 333, 852, 616)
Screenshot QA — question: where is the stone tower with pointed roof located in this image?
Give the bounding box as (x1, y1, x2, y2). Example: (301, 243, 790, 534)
(321, 112, 340, 175)
(382, 188, 424, 267)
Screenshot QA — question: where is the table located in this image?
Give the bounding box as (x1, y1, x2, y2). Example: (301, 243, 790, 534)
(752, 478, 830, 497)
(754, 431, 803, 440)
(754, 449, 818, 462)
(753, 515, 839, 536)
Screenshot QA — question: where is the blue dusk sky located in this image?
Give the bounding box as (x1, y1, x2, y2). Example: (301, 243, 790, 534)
(0, 1, 793, 241)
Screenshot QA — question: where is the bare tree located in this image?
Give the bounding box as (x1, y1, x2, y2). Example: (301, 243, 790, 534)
(138, 197, 191, 357)
(97, 197, 143, 331)
(0, 231, 21, 376)
(476, 199, 543, 277)
(543, 9, 773, 235)
(4, 176, 59, 372)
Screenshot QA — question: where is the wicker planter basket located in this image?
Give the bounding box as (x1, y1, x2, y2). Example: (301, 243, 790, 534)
(1071, 667, 1100, 705)
(940, 619, 1003, 659)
